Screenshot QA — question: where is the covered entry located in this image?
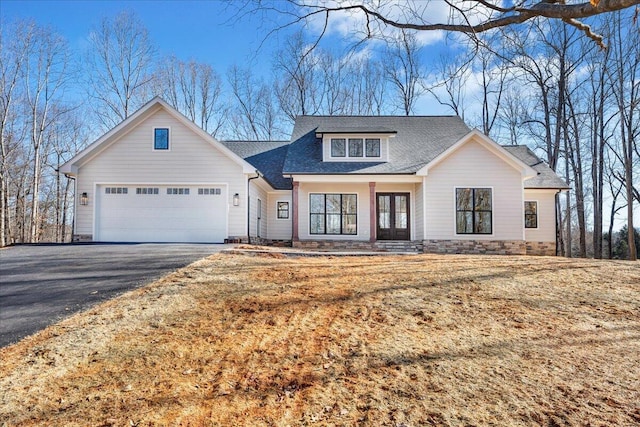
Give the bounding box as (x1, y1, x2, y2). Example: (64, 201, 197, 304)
(376, 193, 410, 240)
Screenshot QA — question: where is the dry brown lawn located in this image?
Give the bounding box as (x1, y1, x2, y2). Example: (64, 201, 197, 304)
(1, 251, 639, 426)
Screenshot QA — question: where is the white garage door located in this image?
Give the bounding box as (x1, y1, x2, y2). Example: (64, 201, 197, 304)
(95, 185, 228, 243)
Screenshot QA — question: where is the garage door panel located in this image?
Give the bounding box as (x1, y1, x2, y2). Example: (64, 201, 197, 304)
(96, 185, 227, 243)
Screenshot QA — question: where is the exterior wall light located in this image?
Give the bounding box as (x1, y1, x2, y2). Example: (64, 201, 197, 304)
(80, 192, 89, 206)
(233, 193, 240, 206)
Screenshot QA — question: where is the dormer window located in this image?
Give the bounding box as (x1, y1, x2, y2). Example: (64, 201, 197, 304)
(365, 139, 380, 157)
(322, 131, 392, 162)
(331, 138, 346, 157)
(349, 139, 363, 157)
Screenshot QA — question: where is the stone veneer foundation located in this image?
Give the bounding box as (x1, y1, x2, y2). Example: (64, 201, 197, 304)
(525, 241, 557, 256)
(422, 239, 527, 255)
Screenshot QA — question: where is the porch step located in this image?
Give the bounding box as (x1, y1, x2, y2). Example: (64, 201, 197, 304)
(374, 240, 423, 253)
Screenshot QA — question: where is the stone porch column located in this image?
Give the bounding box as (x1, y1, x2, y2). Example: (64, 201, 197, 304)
(292, 181, 299, 241)
(369, 182, 376, 242)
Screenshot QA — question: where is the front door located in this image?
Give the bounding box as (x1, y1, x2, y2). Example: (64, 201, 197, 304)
(376, 193, 410, 240)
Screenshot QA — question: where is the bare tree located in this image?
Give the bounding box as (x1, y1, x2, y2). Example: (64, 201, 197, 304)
(383, 29, 426, 115)
(156, 56, 227, 137)
(227, 65, 284, 140)
(85, 11, 155, 130)
(273, 32, 323, 123)
(0, 20, 29, 246)
(248, 0, 640, 49)
(606, 11, 639, 260)
(22, 24, 70, 242)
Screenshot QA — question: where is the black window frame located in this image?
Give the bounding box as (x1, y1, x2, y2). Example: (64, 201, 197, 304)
(456, 188, 493, 235)
(365, 138, 381, 157)
(524, 201, 538, 229)
(348, 138, 364, 157)
(309, 193, 357, 235)
(331, 138, 346, 157)
(277, 201, 290, 219)
(154, 128, 169, 150)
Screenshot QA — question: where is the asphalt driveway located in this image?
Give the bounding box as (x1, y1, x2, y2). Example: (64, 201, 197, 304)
(0, 243, 228, 347)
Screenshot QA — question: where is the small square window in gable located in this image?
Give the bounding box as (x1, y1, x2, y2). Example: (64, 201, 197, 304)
(154, 128, 169, 150)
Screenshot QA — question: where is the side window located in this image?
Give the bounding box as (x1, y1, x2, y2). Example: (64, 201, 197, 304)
(456, 188, 492, 234)
(277, 201, 290, 219)
(525, 201, 538, 228)
(154, 128, 169, 150)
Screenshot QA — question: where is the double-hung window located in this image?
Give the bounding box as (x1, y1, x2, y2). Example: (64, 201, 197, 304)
(456, 188, 492, 234)
(277, 201, 290, 219)
(310, 194, 357, 235)
(524, 201, 538, 228)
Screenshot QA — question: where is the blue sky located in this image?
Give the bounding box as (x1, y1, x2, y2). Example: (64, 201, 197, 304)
(1, 0, 289, 73)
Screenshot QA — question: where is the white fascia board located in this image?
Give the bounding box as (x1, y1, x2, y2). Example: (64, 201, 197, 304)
(416, 129, 537, 179)
(289, 174, 422, 183)
(59, 98, 165, 176)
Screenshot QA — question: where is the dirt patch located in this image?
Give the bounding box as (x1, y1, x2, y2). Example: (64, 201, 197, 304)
(1, 254, 639, 426)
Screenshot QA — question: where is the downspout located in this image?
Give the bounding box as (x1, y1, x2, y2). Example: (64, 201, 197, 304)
(555, 189, 562, 256)
(63, 173, 77, 244)
(247, 170, 261, 244)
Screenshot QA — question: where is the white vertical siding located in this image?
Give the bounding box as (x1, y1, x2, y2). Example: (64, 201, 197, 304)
(76, 109, 247, 237)
(524, 189, 557, 242)
(267, 191, 293, 240)
(414, 181, 424, 240)
(424, 139, 525, 241)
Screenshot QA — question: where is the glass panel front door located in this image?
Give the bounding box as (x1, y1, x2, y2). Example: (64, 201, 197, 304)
(376, 193, 410, 240)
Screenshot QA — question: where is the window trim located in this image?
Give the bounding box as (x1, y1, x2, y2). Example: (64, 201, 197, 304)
(309, 193, 358, 235)
(326, 135, 384, 161)
(524, 200, 538, 229)
(153, 127, 171, 151)
(454, 187, 493, 235)
(276, 200, 290, 220)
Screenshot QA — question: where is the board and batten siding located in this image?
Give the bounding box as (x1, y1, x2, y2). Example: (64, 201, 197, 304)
(524, 189, 557, 242)
(423, 139, 525, 241)
(267, 191, 293, 240)
(75, 109, 247, 238)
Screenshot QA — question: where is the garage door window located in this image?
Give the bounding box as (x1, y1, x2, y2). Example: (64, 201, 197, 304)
(105, 187, 128, 194)
(198, 188, 221, 195)
(136, 187, 159, 195)
(167, 188, 190, 195)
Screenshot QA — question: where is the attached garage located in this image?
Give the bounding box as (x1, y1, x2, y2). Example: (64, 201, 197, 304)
(94, 184, 228, 243)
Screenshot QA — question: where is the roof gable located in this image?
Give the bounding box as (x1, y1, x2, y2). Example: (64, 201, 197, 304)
(417, 129, 537, 179)
(60, 97, 255, 175)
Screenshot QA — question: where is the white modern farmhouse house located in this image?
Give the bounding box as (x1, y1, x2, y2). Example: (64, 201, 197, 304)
(60, 97, 568, 255)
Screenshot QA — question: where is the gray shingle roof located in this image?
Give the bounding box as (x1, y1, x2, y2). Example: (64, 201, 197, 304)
(502, 145, 569, 189)
(283, 115, 472, 174)
(222, 141, 292, 190)
(223, 118, 568, 192)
